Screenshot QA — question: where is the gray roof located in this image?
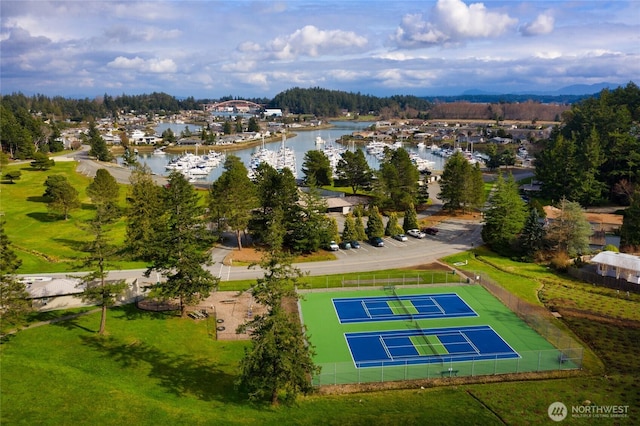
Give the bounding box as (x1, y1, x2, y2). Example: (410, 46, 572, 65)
(591, 251, 640, 271)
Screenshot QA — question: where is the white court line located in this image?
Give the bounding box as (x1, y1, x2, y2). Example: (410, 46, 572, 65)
(429, 297, 446, 315)
(458, 330, 481, 355)
(379, 336, 393, 360)
(361, 300, 372, 318)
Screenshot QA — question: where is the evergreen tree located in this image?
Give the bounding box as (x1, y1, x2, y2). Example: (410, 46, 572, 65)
(87, 121, 113, 162)
(439, 151, 472, 212)
(335, 149, 372, 194)
(3, 170, 21, 183)
(161, 128, 176, 143)
(620, 189, 640, 252)
(469, 162, 486, 210)
(366, 206, 385, 239)
(43, 174, 80, 220)
(247, 116, 260, 132)
(575, 127, 606, 205)
(125, 165, 164, 261)
(354, 208, 367, 241)
(30, 152, 55, 170)
(378, 148, 419, 211)
(403, 202, 419, 231)
(288, 184, 332, 253)
(145, 171, 219, 316)
(546, 197, 592, 257)
(302, 150, 332, 186)
(485, 143, 502, 171)
(86, 169, 120, 222)
(342, 214, 358, 242)
(121, 147, 139, 168)
(518, 207, 546, 257)
(236, 250, 319, 405)
(384, 212, 403, 236)
(74, 218, 127, 335)
(481, 173, 527, 255)
(0, 221, 31, 328)
(209, 155, 257, 250)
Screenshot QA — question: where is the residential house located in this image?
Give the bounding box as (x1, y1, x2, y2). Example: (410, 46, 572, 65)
(590, 251, 640, 284)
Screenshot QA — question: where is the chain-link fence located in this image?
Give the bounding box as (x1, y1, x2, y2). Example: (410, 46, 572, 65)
(459, 269, 584, 369)
(313, 347, 581, 386)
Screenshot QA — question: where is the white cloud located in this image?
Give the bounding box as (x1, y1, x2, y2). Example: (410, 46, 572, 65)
(520, 13, 555, 36)
(107, 56, 177, 73)
(393, 0, 518, 47)
(266, 25, 367, 60)
(221, 61, 257, 72)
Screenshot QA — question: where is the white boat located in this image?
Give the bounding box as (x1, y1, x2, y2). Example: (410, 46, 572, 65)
(152, 147, 166, 155)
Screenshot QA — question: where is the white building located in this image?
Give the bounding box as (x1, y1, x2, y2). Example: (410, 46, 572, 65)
(590, 251, 640, 284)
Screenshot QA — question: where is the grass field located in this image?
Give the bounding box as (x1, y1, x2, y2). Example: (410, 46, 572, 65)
(0, 161, 148, 273)
(300, 285, 576, 385)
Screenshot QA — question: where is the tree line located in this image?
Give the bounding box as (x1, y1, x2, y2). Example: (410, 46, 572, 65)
(534, 82, 640, 206)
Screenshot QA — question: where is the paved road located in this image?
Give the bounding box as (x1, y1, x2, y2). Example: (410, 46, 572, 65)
(35, 148, 482, 284)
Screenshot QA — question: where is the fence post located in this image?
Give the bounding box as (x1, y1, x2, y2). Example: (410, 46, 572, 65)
(537, 351, 541, 371)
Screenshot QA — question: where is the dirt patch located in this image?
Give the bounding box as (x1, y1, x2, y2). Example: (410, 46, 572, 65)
(406, 262, 453, 271)
(224, 247, 265, 265)
(187, 290, 267, 340)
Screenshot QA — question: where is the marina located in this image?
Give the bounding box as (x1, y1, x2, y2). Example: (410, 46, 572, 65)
(129, 121, 447, 183)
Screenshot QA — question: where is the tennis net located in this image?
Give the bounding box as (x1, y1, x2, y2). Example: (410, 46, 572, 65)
(414, 320, 443, 363)
(392, 288, 413, 320)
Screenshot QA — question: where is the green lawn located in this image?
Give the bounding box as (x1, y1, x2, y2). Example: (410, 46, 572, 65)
(1, 162, 152, 273)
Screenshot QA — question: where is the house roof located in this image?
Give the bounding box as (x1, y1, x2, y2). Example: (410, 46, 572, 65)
(591, 251, 640, 271)
(23, 277, 84, 299)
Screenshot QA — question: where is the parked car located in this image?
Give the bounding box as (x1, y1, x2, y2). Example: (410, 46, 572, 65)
(339, 241, 352, 250)
(422, 227, 439, 235)
(407, 228, 426, 239)
(350, 240, 361, 249)
(328, 241, 339, 251)
(393, 234, 408, 242)
(369, 236, 384, 247)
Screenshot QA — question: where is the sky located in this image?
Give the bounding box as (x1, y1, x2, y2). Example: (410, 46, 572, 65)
(1, 0, 638, 99)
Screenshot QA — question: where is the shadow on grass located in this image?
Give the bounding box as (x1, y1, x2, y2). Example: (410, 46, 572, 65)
(26, 195, 48, 203)
(113, 304, 178, 321)
(48, 314, 97, 334)
(53, 238, 89, 252)
(81, 334, 244, 404)
(26, 211, 61, 223)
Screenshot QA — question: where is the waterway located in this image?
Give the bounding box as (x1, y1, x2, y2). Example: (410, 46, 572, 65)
(130, 121, 446, 183)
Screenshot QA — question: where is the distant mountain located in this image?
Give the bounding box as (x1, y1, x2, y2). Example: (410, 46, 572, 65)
(545, 82, 623, 96)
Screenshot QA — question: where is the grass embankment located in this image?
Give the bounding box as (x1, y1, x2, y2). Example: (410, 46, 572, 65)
(0, 162, 148, 273)
(2, 258, 638, 424)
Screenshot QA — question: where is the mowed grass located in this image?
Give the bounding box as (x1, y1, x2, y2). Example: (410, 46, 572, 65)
(1, 305, 503, 426)
(1, 162, 148, 273)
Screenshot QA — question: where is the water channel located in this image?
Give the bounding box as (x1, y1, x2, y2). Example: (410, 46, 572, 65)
(131, 121, 446, 183)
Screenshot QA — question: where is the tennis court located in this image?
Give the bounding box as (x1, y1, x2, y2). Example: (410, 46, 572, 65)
(299, 285, 582, 385)
(332, 292, 477, 323)
(346, 325, 519, 368)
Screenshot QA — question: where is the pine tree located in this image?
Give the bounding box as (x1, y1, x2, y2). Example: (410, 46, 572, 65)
(209, 155, 257, 250)
(126, 165, 164, 260)
(236, 250, 319, 405)
(518, 208, 546, 257)
(146, 171, 219, 316)
(335, 149, 372, 194)
(354, 208, 367, 241)
(342, 214, 358, 242)
(366, 206, 385, 239)
(481, 173, 527, 255)
(385, 212, 402, 236)
(43, 174, 80, 220)
(620, 189, 640, 252)
(87, 121, 113, 162)
(403, 202, 419, 231)
(86, 169, 120, 223)
(0, 221, 31, 328)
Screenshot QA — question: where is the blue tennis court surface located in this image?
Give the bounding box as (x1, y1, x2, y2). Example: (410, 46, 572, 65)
(345, 325, 520, 368)
(332, 293, 477, 323)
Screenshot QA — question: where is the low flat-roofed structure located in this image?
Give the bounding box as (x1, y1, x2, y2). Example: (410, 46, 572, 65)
(590, 251, 640, 284)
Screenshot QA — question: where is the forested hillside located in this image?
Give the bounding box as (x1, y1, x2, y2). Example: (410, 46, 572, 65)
(534, 82, 640, 205)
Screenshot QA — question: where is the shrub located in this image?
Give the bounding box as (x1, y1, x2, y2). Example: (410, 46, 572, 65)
(603, 244, 619, 253)
(550, 251, 570, 271)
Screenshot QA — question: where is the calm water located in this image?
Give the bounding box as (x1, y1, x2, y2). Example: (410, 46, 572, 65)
(130, 121, 445, 183)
